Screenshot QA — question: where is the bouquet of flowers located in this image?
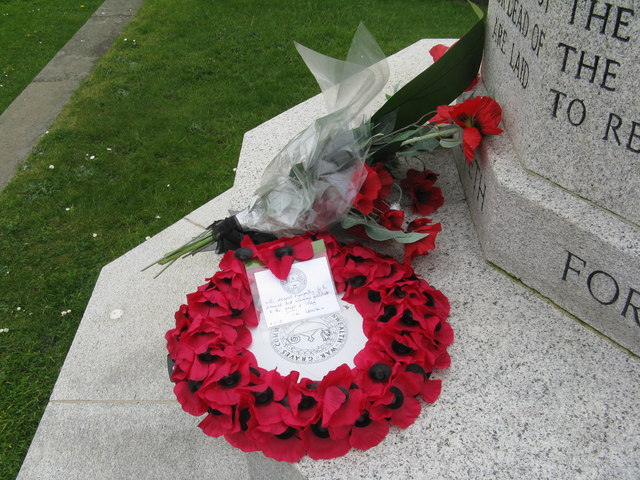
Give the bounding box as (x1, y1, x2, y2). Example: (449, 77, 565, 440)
(150, 3, 501, 275)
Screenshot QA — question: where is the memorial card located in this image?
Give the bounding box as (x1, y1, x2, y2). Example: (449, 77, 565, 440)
(247, 240, 340, 328)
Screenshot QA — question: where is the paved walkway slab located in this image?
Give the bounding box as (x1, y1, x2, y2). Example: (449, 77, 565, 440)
(17, 39, 640, 480)
(0, 0, 144, 190)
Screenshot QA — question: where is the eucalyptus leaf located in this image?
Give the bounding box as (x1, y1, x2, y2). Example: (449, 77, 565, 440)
(341, 213, 429, 243)
(390, 129, 420, 143)
(414, 137, 441, 151)
(439, 137, 462, 148)
(340, 213, 366, 229)
(396, 149, 421, 158)
(365, 223, 429, 243)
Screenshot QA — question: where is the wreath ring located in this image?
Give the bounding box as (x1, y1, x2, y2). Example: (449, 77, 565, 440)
(166, 232, 453, 461)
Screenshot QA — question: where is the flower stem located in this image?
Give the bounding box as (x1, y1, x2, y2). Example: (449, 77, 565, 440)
(401, 126, 459, 146)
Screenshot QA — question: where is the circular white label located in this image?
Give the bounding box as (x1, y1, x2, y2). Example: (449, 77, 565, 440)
(269, 311, 348, 364)
(248, 295, 367, 379)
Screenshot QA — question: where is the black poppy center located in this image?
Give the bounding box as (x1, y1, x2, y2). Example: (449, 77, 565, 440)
(415, 188, 433, 204)
(394, 287, 407, 298)
(400, 309, 418, 326)
(424, 291, 435, 307)
(234, 247, 253, 260)
(368, 290, 381, 302)
(378, 305, 397, 323)
(406, 363, 431, 380)
(369, 363, 392, 382)
(385, 386, 405, 410)
(253, 387, 274, 405)
(218, 371, 241, 387)
(311, 422, 330, 438)
(391, 340, 414, 356)
(188, 379, 203, 393)
(347, 275, 367, 288)
(197, 350, 219, 363)
(239, 408, 251, 431)
(275, 245, 294, 258)
(298, 395, 317, 410)
(354, 410, 372, 428)
(275, 427, 298, 440)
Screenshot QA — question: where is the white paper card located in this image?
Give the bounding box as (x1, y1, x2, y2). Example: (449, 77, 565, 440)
(253, 256, 340, 328)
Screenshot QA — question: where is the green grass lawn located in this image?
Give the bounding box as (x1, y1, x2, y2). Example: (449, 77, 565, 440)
(0, 0, 104, 113)
(0, 0, 481, 477)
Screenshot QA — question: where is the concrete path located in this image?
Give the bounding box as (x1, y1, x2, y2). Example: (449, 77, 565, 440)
(0, 0, 144, 190)
(16, 39, 640, 480)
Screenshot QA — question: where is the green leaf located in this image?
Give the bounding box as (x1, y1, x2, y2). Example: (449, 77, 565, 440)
(370, 6, 485, 159)
(396, 149, 421, 158)
(414, 137, 441, 151)
(341, 213, 429, 243)
(439, 137, 462, 148)
(396, 129, 422, 142)
(468, 0, 484, 20)
(365, 223, 429, 243)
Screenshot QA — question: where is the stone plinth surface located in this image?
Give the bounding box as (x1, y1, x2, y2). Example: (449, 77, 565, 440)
(465, 0, 640, 354)
(18, 39, 640, 480)
(484, 0, 639, 223)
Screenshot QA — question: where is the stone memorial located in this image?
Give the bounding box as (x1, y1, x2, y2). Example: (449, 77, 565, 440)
(16, 30, 640, 479)
(457, 0, 640, 354)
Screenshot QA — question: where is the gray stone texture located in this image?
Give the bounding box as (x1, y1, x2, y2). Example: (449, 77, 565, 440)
(0, 0, 144, 190)
(18, 38, 640, 480)
(455, 118, 640, 354)
(484, 0, 640, 224)
(471, 0, 640, 354)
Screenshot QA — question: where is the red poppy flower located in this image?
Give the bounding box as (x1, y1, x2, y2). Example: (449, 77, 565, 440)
(185, 288, 232, 323)
(282, 377, 321, 427)
(173, 379, 210, 416)
(258, 429, 307, 462)
(198, 404, 236, 437)
(401, 169, 444, 216)
(349, 413, 390, 450)
(300, 422, 352, 460)
(403, 218, 442, 264)
(240, 235, 314, 281)
(429, 43, 478, 91)
(368, 380, 422, 429)
(429, 44, 449, 62)
(420, 378, 442, 403)
(379, 209, 404, 230)
(431, 96, 503, 164)
(353, 164, 382, 215)
(315, 366, 364, 428)
(371, 162, 394, 198)
(208, 269, 249, 306)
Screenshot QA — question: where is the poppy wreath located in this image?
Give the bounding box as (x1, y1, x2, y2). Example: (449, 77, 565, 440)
(166, 231, 453, 462)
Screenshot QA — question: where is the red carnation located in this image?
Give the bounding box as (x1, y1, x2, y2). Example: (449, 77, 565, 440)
(371, 162, 394, 198)
(403, 218, 442, 264)
(379, 209, 404, 230)
(428, 44, 449, 62)
(401, 169, 444, 216)
(431, 96, 503, 164)
(353, 164, 382, 215)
